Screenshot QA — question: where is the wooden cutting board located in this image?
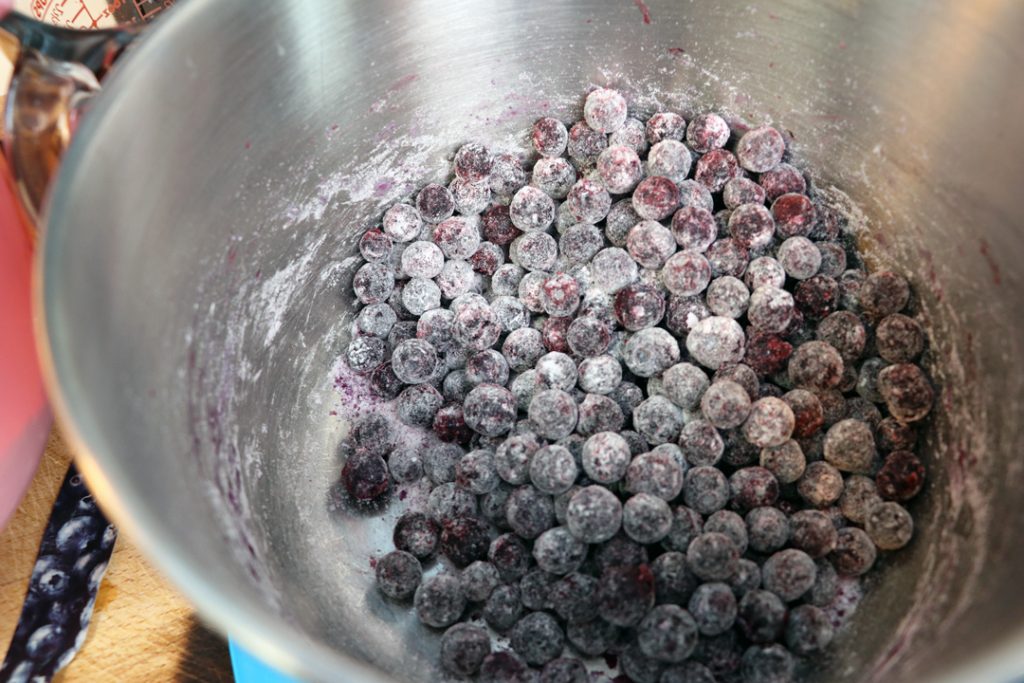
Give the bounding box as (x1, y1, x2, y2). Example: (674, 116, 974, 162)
(0, 428, 234, 682)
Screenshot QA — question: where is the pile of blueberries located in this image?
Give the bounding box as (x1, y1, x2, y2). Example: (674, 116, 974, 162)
(341, 88, 934, 683)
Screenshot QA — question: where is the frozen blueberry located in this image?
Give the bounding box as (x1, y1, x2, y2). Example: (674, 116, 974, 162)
(777, 236, 821, 281)
(440, 515, 490, 567)
(577, 431, 629, 485)
(633, 176, 681, 221)
(736, 126, 785, 173)
(624, 329, 681, 379)
(747, 287, 796, 335)
(389, 447, 424, 484)
(341, 448, 389, 501)
(401, 277, 441, 315)
(807, 559, 839, 607)
(623, 493, 674, 544)
(771, 193, 816, 239)
(440, 622, 491, 677)
(504, 327, 546, 370)
(744, 507, 790, 555)
(619, 643, 666, 683)
(490, 153, 528, 200)
(557, 224, 603, 266)
(858, 270, 910, 320)
(762, 548, 816, 601)
(479, 651, 536, 683)
(488, 533, 530, 583)
(611, 283, 665, 332)
(660, 661, 717, 683)
(688, 581, 737, 636)
(686, 317, 746, 370)
(567, 121, 608, 166)
(723, 177, 767, 210)
(625, 451, 684, 500)
(670, 207, 716, 255)
(459, 561, 500, 603)
(393, 512, 440, 559)
(876, 450, 926, 502)
(346, 334, 385, 373)
(626, 220, 676, 269)
(694, 149, 740, 193)
(682, 111, 727, 152)
(706, 237, 750, 279)
(534, 526, 588, 574)
(390, 339, 437, 385)
(759, 440, 806, 484)
(641, 110, 684, 142)
(661, 250, 712, 298)
(598, 144, 644, 193)
(584, 87, 628, 133)
(545, 573, 599, 625)
(683, 467, 729, 516)
(533, 117, 570, 157)
(530, 444, 578, 495)
(728, 204, 775, 250)
(647, 140, 692, 184)
(539, 657, 588, 683)
(504, 484, 555, 540)
(744, 258, 786, 293)
(740, 644, 794, 683)
(633, 395, 685, 444)
(511, 232, 558, 272)
(566, 485, 622, 543)
(704, 510, 748, 556)
(590, 247, 640, 295)
(788, 340, 843, 391)
(701, 380, 751, 430)
(687, 532, 739, 581)
(352, 262, 395, 306)
(736, 589, 786, 644)
(453, 449, 498, 495)
(610, 115, 649, 153)
(383, 203, 423, 242)
(786, 604, 834, 655)
(822, 418, 876, 473)
(451, 177, 492, 216)
(866, 500, 914, 550)
(662, 505, 704, 554)
(414, 573, 466, 628)
(424, 442, 465, 484)
(565, 619, 618, 658)
(510, 369, 540, 413)
(576, 393, 625, 436)
(428, 482, 479, 523)
(742, 397, 795, 448)
(356, 303, 398, 339)
(788, 509, 838, 559)
(416, 183, 456, 224)
(482, 206, 521, 247)
(729, 467, 780, 512)
(794, 274, 841, 321)
(797, 461, 844, 507)
(360, 226, 393, 264)
(832, 526, 877, 575)
(838, 474, 883, 525)
(758, 163, 806, 201)
(706, 276, 750, 319)
(575, 355, 622, 395)
(679, 421, 725, 468)
(510, 185, 556, 233)
(636, 604, 700, 664)
(520, 568, 558, 611)
(462, 383, 517, 437)
(528, 389, 579, 440)
(651, 551, 698, 606)
(597, 564, 656, 627)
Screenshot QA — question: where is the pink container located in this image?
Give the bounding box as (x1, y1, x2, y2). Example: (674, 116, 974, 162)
(0, 158, 51, 530)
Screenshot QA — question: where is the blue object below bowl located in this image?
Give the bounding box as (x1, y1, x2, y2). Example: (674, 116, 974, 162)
(229, 639, 303, 683)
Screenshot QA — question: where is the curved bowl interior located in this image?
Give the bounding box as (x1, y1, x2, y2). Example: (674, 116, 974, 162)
(39, 0, 1024, 681)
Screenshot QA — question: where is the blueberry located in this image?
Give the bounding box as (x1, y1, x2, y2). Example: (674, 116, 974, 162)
(652, 551, 699, 605)
(762, 548, 817, 601)
(623, 493, 673, 544)
(597, 564, 656, 627)
(746, 506, 791, 554)
(687, 581, 737, 636)
(786, 604, 835, 655)
(533, 526, 587, 575)
(440, 622, 491, 677)
(520, 568, 558, 611)
(506, 485, 555, 540)
(549, 573, 601, 623)
(737, 589, 786, 643)
(566, 618, 620, 657)
(686, 532, 738, 581)
(511, 611, 565, 666)
(376, 550, 422, 600)
(636, 604, 699, 664)
(393, 512, 439, 559)
(540, 657, 588, 683)
(414, 573, 466, 628)
(740, 644, 795, 683)
(566, 485, 622, 543)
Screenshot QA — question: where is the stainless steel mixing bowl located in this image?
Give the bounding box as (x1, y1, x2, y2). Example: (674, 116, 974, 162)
(35, 0, 1024, 681)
